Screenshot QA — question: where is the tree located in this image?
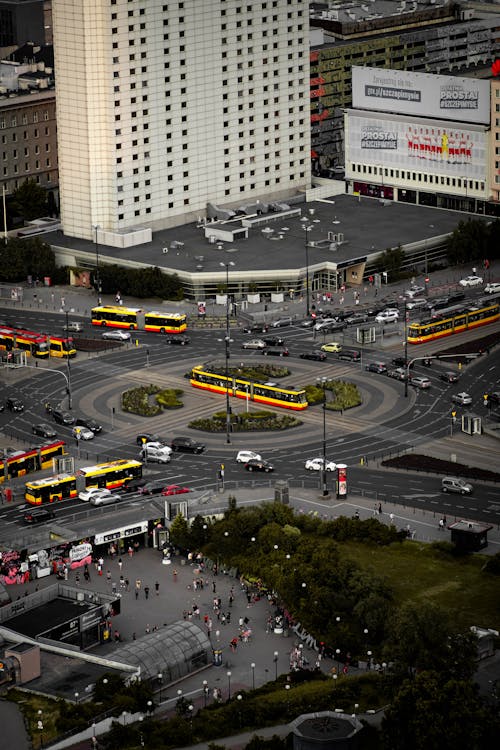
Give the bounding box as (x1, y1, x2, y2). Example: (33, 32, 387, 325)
(376, 245, 405, 280)
(169, 514, 191, 552)
(11, 179, 48, 221)
(381, 671, 495, 750)
(446, 219, 489, 266)
(383, 600, 477, 680)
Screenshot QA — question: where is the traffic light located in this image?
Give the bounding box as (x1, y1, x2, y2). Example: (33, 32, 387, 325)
(451, 410, 457, 423)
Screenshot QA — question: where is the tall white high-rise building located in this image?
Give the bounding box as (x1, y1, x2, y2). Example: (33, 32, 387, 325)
(52, 0, 310, 243)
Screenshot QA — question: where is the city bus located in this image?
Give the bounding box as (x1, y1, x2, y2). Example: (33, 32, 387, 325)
(25, 458, 143, 505)
(49, 336, 77, 358)
(190, 364, 308, 410)
(0, 326, 49, 358)
(1, 440, 66, 483)
(77, 459, 143, 491)
(407, 300, 500, 344)
(25, 473, 77, 505)
(0, 326, 76, 358)
(91, 305, 187, 334)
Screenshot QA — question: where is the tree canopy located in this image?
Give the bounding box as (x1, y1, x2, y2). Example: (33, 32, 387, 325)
(11, 179, 48, 221)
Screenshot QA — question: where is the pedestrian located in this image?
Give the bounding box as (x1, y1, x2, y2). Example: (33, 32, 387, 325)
(112, 581, 117, 594)
(145, 624, 150, 634)
(173, 569, 178, 582)
(61, 296, 65, 308)
(128, 546, 133, 558)
(106, 570, 111, 583)
(212, 581, 216, 593)
(75, 572, 80, 586)
(155, 581, 160, 596)
(132, 632, 136, 640)
(135, 579, 141, 599)
(114, 629, 120, 642)
(125, 578, 130, 591)
(118, 557, 123, 571)
(228, 594, 233, 607)
(389, 513, 394, 524)
(378, 502, 382, 515)
(144, 585, 150, 599)
(119, 575, 125, 589)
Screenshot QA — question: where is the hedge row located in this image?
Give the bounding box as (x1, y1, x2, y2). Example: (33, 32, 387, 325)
(121, 385, 183, 415)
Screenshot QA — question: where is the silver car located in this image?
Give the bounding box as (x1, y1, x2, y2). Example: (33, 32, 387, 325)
(241, 339, 266, 350)
(102, 330, 131, 341)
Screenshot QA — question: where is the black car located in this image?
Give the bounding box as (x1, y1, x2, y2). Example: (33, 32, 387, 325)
(123, 477, 147, 493)
(32, 423, 57, 438)
(52, 409, 75, 426)
(333, 309, 355, 321)
(345, 313, 368, 325)
(439, 371, 460, 384)
(136, 433, 162, 445)
(448, 291, 466, 303)
(23, 507, 55, 524)
(262, 336, 285, 347)
(6, 397, 24, 412)
(365, 362, 388, 374)
(300, 350, 327, 361)
(243, 323, 268, 334)
(75, 417, 103, 433)
(245, 458, 274, 472)
(171, 436, 205, 454)
(165, 334, 191, 345)
(392, 357, 414, 369)
(138, 480, 167, 495)
(262, 347, 290, 357)
(338, 349, 361, 362)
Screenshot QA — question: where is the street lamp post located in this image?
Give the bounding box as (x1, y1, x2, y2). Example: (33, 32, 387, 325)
(64, 309, 72, 409)
(157, 672, 163, 702)
(92, 224, 101, 304)
(250, 662, 256, 690)
(37, 709, 44, 749)
(404, 299, 409, 398)
(273, 651, 279, 681)
(301, 219, 313, 319)
(317, 377, 329, 496)
(220, 261, 235, 445)
(227, 670, 232, 700)
(202, 679, 209, 707)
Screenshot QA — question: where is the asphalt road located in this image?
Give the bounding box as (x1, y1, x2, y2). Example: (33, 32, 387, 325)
(1, 302, 500, 533)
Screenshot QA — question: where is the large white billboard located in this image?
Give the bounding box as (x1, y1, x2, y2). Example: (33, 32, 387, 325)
(352, 66, 490, 125)
(345, 110, 488, 180)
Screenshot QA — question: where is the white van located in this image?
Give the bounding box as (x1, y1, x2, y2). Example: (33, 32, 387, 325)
(140, 442, 172, 463)
(441, 477, 473, 495)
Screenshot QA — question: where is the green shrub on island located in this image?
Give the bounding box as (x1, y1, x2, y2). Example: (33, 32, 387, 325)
(189, 409, 301, 432)
(305, 380, 361, 410)
(122, 385, 184, 415)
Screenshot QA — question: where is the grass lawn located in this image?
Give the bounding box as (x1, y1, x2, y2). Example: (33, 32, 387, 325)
(342, 540, 500, 631)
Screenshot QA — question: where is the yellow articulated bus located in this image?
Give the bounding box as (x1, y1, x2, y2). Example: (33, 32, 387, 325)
(91, 305, 187, 334)
(25, 458, 143, 505)
(190, 364, 308, 411)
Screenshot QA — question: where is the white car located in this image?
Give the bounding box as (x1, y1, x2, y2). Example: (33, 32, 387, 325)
(459, 275, 483, 287)
(72, 426, 94, 441)
(405, 298, 428, 311)
(241, 339, 266, 350)
(451, 392, 473, 406)
(314, 318, 338, 332)
(79, 487, 112, 502)
(484, 282, 500, 294)
(102, 330, 131, 341)
(305, 457, 337, 472)
(140, 441, 172, 463)
(404, 285, 425, 298)
(90, 493, 121, 506)
(236, 450, 262, 463)
(375, 310, 399, 324)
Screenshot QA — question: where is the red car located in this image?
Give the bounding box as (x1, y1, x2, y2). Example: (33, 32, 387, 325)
(161, 484, 191, 496)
